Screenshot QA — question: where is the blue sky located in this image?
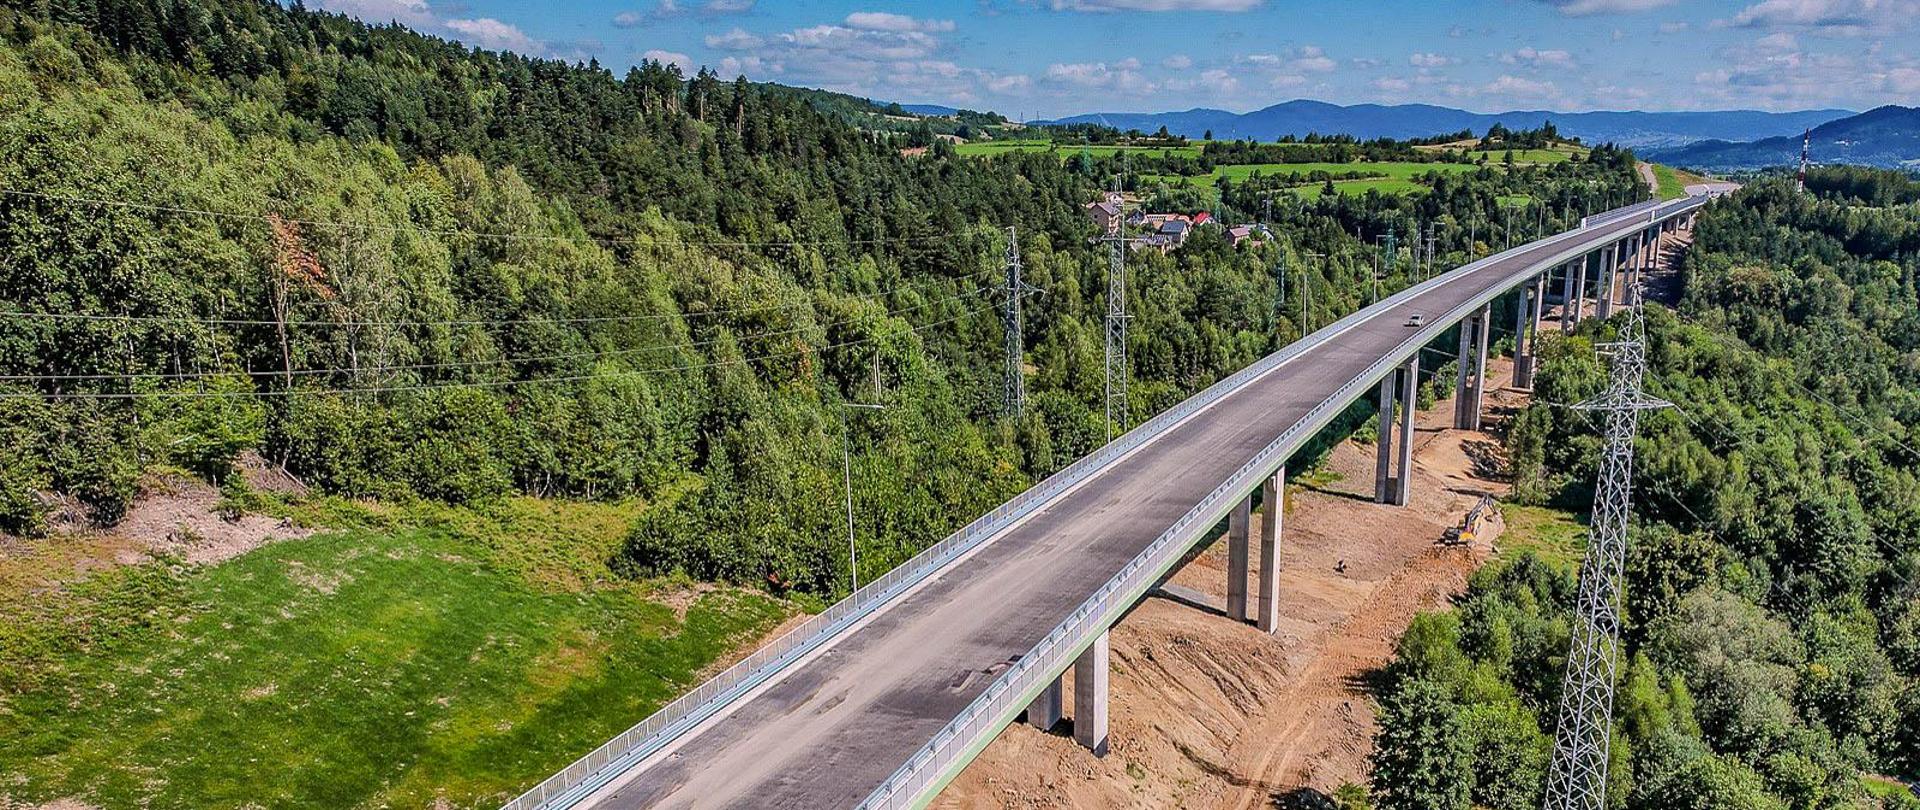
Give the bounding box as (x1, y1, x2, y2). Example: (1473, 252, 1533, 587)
(312, 0, 1920, 117)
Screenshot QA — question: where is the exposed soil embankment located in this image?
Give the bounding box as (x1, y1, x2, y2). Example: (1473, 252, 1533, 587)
(937, 359, 1529, 809)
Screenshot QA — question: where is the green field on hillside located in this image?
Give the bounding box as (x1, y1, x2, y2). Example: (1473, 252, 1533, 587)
(1148, 160, 1489, 197)
(954, 138, 1202, 158)
(0, 498, 791, 810)
(1648, 162, 1711, 200)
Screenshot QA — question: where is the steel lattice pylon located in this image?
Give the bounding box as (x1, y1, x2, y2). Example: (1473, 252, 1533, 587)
(1542, 284, 1668, 810)
(1104, 232, 1129, 440)
(1002, 226, 1033, 417)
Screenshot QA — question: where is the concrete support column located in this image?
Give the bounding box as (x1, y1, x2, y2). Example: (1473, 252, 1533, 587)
(1257, 467, 1283, 634)
(1374, 372, 1397, 504)
(1559, 260, 1577, 332)
(1226, 498, 1251, 622)
(1394, 357, 1417, 506)
(1571, 255, 1589, 325)
(1468, 303, 1491, 430)
(1453, 318, 1473, 428)
(1597, 245, 1617, 320)
(1074, 630, 1110, 756)
(1512, 285, 1533, 389)
(1025, 675, 1063, 730)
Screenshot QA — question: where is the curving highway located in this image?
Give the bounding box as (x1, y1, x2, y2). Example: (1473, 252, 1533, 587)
(517, 195, 1709, 810)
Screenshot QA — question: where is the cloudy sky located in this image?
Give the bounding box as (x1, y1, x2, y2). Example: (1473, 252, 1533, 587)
(312, 0, 1920, 117)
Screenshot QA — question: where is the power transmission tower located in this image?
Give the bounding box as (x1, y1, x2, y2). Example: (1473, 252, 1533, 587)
(1103, 227, 1129, 441)
(1002, 225, 1036, 417)
(1091, 178, 1137, 442)
(1542, 284, 1669, 810)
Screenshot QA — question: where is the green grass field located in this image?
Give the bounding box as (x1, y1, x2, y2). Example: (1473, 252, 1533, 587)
(1146, 160, 1489, 198)
(1647, 162, 1709, 201)
(0, 497, 791, 809)
(1495, 503, 1587, 567)
(954, 138, 1202, 159)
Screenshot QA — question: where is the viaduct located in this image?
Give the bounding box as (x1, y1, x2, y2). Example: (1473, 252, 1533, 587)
(506, 195, 1711, 810)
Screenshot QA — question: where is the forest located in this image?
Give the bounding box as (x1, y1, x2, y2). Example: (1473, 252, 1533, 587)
(1368, 170, 1920, 809)
(0, 0, 1654, 600)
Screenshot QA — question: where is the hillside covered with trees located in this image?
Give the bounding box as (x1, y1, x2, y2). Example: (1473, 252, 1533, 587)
(0, 2, 1662, 805)
(1368, 170, 1920, 809)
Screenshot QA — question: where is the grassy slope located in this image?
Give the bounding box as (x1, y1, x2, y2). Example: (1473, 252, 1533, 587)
(0, 498, 790, 810)
(953, 138, 1201, 158)
(1648, 162, 1711, 201)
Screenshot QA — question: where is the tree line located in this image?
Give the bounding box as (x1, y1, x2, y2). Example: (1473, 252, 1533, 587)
(1367, 172, 1920, 809)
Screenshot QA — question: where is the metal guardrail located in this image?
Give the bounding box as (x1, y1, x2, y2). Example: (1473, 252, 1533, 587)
(505, 195, 1711, 810)
(501, 211, 1472, 810)
(852, 196, 1710, 809)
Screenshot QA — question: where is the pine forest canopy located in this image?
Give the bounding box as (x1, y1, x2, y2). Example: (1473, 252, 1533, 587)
(1, 0, 1644, 601)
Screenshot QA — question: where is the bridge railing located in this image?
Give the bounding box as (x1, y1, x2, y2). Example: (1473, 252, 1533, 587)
(852, 196, 1711, 809)
(505, 196, 1710, 810)
(502, 224, 1450, 810)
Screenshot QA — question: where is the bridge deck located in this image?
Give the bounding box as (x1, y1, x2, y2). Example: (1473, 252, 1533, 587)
(577, 201, 1695, 810)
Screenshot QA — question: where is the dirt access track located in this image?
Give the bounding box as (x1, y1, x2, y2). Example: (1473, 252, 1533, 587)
(937, 358, 1530, 809)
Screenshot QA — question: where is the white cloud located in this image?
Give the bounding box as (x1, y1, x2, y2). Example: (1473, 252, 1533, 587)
(1726, 0, 1920, 33)
(705, 0, 755, 10)
(1199, 68, 1239, 93)
(1659, 20, 1691, 32)
(1373, 76, 1414, 91)
(641, 49, 694, 72)
(782, 24, 941, 60)
(705, 27, 764, 49)
(1292, 45, 1336, 72)
(1483, 74, 1561, 99)
(442, 17, 536, 51)
(1410, 52, 1461, 67)
(845, 12, 957, 32)
(1756, 31, 1800, 49)
(1163, 54, 1194, 69)
(1049, 0, 1264, 11)
(310, 0, 432, 27)
(611, 11, 644, 28)
(1502, 46, 1578, 68)
(988, 74, 1034, 93)
(1044, 60, 1160, 93)
(1537, 0, 1676, 14)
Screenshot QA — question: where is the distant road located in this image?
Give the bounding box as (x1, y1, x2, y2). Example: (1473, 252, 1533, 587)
(553, 195, 1710, 810)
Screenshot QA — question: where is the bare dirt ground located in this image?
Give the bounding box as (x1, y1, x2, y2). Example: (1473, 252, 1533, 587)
(937, 359, 1530, 810)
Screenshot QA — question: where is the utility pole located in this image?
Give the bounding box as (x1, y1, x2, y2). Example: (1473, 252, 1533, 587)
(1002, 225, 1035, 417)
(1384, 223, 1397, 278)
(1302, 251, 1324, 332)
(840, 401, 890, 593)
(1543, 283, 1669, 810)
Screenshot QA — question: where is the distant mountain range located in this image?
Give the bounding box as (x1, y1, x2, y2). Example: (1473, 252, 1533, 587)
(1644, 106, 1920, 170)
(1036, 100, 1853, 149)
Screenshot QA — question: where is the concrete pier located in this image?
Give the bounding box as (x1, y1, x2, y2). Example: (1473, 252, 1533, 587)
(1025, 676, 1062, 730)
(1257, 467, 1283, 634)
(1597, 245, 1616, 320)
(1468, 303, 1490, 431)
(1074, 631, 1109, 756)
(1226, 498, 1251, 622)
(1375, 372, 1397, 504)
(1559, 260, 1577, 332)
(1394, 358, 1417, 506)
(1453, 318, 1473, 428)
(1571, 255, 1588, 325)
(1512, 284, 1534, 388)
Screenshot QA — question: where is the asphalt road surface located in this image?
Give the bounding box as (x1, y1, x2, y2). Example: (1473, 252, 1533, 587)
(576, 198, 1701, 810)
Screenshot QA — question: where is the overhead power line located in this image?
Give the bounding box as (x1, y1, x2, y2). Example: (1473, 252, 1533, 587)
(0, 267, 996, 330)
(0, 187, 958, 250)
(0, 301, 995, 400)
(1, 283, 999, 383)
